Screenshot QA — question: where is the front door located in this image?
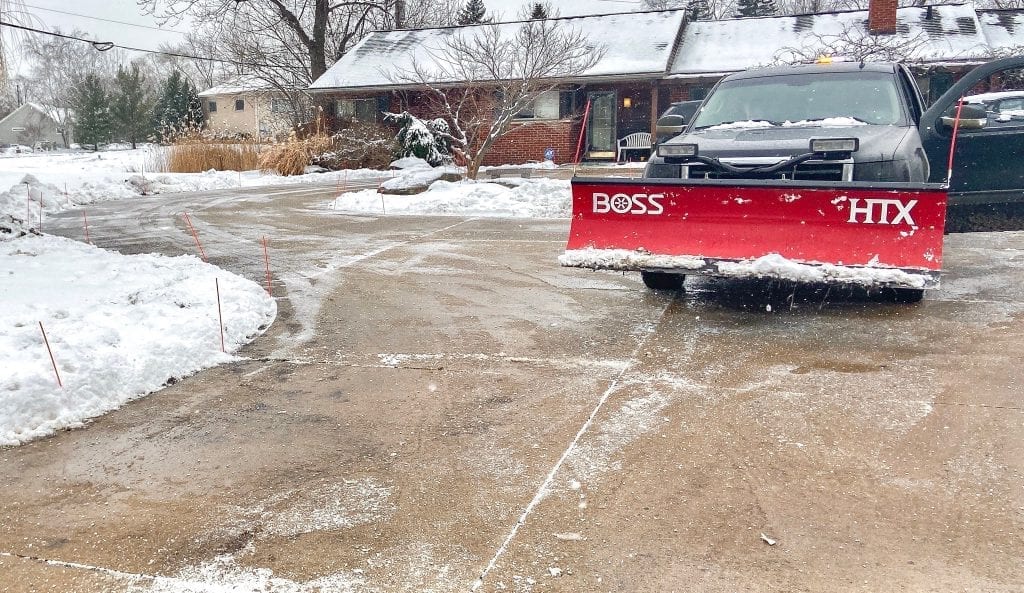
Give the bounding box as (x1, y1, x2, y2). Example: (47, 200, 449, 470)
(587, 91, 617, 159)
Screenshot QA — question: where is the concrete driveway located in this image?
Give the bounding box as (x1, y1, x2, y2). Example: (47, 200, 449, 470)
(2, 179, 1023, 592)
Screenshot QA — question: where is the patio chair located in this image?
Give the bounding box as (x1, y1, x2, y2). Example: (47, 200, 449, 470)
(617, 132, 652, 162)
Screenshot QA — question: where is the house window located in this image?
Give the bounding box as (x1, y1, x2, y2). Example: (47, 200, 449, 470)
(270, 98, 292, 113)
(515, 90, 561, 120)
(234, 99, 245, 111)
(208, 101, 217, 113)
(337, 98, 378, 122)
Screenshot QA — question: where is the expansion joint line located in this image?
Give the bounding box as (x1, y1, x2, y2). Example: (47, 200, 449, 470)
(0, 551, 154, 583)
(470, 296, 678, 591)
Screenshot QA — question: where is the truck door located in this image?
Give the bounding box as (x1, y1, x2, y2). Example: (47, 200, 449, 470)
(920, 56, 1024, 231)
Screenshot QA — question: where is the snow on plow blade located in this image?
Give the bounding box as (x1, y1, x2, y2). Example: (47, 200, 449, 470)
(560, 178, 948, 289)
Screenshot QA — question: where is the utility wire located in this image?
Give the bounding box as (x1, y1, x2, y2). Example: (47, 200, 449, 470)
(0, 20, 267, 67)
(21, 3, 187, 35)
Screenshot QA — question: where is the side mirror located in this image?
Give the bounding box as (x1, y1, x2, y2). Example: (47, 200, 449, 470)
(940, 104, 988, 130)
(656, 114, 686, 144)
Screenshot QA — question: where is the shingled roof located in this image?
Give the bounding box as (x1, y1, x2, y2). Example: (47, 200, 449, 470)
(669, 4, 996, 78)
(309, 10, 686, 92)
(309, 4, 1024, 92)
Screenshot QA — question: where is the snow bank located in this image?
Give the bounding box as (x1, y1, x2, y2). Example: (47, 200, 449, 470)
(0, 235, 276, 446)
(330, 177, 572, 218)
(0, 148, 389, 236)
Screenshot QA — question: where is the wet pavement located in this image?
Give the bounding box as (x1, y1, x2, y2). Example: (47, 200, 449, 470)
(2, 179, 1023, 592)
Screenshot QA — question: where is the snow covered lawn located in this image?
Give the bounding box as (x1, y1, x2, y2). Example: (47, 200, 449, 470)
(0, 235, 276, 446)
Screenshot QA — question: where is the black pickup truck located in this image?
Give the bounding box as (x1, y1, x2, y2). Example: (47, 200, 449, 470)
(648, 56, 1024, 232)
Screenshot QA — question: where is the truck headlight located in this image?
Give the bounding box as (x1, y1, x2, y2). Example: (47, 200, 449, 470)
(809, 138, 859, 153)
(658, 143, 698, 158)
(853, 159, 911, 182)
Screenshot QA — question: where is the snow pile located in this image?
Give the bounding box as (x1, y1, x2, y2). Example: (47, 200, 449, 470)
(331, 177, 572, 218)
(560, 249, 931, 288)
(0, 148, 390, 228)
(716, 253, 930, 288)
(0, 234, 276, 446)
(559, 248, 707, 271)
(379, 167, 455, 192)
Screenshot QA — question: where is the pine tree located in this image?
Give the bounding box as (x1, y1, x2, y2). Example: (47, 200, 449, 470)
(735, 0, 777, 17)
(110, 63, 155, 149)
(529, 3, 548, 19)
(70, 74, 112, 150)
(685, 0, 712, 21)
(457, 0, 488, 25)
(153, 71, 204, 141)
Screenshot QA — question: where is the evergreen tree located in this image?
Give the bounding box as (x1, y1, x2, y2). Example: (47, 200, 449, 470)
(110, 63, 155, 149)
(529, 3, 549, 19)
(735, 0, 777, 17)
(70, 74, 112, 150)
(457, 0, 488, 25)
(153, 71, 204, 141)
(685, 0, 712, 21)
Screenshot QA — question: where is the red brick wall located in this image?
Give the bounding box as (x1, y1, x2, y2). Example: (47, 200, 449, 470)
(668, 87, 689, 103)
(480, 119, 580, 166)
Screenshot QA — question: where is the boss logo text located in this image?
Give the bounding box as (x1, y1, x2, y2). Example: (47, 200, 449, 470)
(592, 192, 665, 215)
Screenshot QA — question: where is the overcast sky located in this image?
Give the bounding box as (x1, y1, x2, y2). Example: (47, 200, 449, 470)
(7, 0, 647, 71)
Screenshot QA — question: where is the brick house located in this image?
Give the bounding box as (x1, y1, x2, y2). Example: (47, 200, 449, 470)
(309, 3, 1024, 165)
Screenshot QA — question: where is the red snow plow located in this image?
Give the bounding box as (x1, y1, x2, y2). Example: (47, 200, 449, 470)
(560, 177, 948, 299)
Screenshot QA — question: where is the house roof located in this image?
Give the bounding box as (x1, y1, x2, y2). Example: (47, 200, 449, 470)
(669, 4, 995, 78)
(199, 75, 280, 97)
(0, 103, 71, 127)
(978, 9, 1024, 50)
(309, 10, 687, 92)
(309, 4, 1024, 92)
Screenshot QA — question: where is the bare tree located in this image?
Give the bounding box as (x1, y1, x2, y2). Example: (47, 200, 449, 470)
(775, 22, 932, 63)
(139, 0, 460, 130)
(139, 1, 447, 83)
(19, 28, 125, 146)
(395, 20, 604, 179)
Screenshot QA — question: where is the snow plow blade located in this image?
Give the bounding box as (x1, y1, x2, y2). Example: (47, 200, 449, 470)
(560, 177, 948, 289)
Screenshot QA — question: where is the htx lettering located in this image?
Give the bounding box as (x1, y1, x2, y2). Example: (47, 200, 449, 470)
(592, 192, 665, 215)
(847, 198, 917, 225)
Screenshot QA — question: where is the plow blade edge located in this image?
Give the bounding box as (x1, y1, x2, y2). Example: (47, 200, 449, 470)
(561, 178, 948, 289)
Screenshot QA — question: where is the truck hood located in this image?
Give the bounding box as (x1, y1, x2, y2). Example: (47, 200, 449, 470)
(669, 124, 911, 163)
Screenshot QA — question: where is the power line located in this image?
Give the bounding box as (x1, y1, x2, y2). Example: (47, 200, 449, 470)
(21, 2, 188, 36)
(0, 20, 267, 68)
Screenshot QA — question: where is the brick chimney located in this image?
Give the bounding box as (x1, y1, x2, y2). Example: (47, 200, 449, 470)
(868, 0, 897, 35)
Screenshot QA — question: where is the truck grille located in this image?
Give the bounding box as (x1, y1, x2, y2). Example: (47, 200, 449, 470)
(683, 161, 851, 182)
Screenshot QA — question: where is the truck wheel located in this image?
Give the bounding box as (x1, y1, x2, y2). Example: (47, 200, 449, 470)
(892, 288, 924, 303)
(641, 271, 685, 291)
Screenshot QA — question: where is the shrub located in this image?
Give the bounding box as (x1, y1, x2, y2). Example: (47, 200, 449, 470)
(384, 111, 453, 166)
(160, 131, 262, 173)
(259, 123, 396, 176)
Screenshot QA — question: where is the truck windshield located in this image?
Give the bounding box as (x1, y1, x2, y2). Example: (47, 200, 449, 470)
(691, 71, 906, 129)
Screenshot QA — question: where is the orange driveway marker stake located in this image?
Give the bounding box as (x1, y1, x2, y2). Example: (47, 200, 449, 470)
(39, 322, 62, 388)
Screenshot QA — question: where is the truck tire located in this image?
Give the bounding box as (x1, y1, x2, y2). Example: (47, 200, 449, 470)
(641, 271, 685, 291)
